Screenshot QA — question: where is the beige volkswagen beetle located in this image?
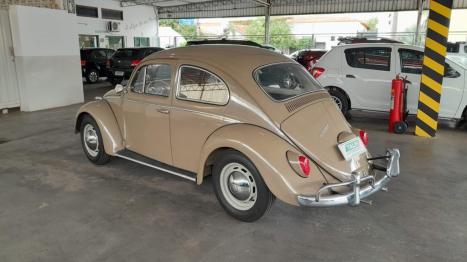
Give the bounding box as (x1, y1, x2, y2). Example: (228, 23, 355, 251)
(75, 45, 400, 222)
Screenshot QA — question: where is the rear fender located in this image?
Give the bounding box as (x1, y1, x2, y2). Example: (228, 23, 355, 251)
(197, 124, 327, 206)
(75, 100, 124, 155)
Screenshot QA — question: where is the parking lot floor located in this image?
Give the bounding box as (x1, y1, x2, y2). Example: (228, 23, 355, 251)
(0, 82, 466, 262)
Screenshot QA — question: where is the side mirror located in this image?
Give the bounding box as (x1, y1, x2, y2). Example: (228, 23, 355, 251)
(115, 84, 124, 93)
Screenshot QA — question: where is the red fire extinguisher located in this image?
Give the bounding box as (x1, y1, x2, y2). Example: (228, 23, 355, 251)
(389, 74, 408, 134)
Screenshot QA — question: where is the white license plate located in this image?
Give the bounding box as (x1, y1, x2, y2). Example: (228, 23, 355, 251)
(114, 71, 124, 76)
(338, 137, 367, 161)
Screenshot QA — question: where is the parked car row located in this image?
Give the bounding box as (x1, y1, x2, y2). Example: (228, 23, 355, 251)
(76, 45, 400, 221)
(80, 47, 164, 84)
(312, 42, 467, 124)
(80, 39, 467, 125)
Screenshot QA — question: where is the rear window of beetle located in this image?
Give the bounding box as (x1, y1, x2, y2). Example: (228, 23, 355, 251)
(254, 63, 323, 101)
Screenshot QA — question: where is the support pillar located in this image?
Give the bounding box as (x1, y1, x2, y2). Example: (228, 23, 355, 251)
(264, 0, 271, 45)
(414, 0, 425, 45)
(415, 0, 453, 137)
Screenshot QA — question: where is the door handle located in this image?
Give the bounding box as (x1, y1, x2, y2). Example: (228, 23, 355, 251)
(346, 74, 356, 78)
(157, 108, 169, 114)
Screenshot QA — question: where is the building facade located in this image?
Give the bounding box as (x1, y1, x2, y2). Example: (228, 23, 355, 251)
(75, 0, 159, 49)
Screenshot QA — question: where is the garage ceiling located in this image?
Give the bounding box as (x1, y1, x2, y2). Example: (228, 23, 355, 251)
(120, 0, 467, 19)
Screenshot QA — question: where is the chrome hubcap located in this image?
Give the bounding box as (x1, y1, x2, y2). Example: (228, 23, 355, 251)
(332, 95, 343, 110)
(83, 124, 99, 157)
(89, 71, 98, 82)
(220, 163, 257, 210)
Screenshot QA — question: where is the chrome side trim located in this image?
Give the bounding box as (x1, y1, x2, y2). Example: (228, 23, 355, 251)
(115, 153, 196, 182)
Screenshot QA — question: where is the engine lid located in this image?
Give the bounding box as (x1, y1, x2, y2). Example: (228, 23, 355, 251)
(280, 97, 369, 181)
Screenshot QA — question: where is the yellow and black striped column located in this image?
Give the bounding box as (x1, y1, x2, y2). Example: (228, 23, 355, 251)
(415, 0, 453, 137)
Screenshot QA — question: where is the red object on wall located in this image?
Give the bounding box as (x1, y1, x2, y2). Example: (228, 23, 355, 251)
(389, 75, 405, 133)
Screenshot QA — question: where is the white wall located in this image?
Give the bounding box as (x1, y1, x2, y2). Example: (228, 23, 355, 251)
(75, 0, 159, 48)
(9, 5, 83, 111)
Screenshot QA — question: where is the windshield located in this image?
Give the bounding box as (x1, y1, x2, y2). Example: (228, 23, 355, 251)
(447, 55, 467, 70)
(113, 49, 147, 59)
(254, 63, 323, 101)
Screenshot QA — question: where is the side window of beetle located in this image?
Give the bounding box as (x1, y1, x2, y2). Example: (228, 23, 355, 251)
(131, 67, 145, 93)
(145, 64, 171, 97)
(177, 66, 229, 105)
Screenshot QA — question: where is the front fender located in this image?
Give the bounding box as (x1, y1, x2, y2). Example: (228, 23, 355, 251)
(197, 124, 328, 206)
(75, 100, 124, 155)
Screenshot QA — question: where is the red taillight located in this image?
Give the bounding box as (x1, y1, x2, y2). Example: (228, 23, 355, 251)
(311, 67, 325, 78)
(106, 59, 111, 69)
(80, 60, 86, 66)
(131, 59, 141, 66)
(298, 155, 310, 177)
(359, 130, 369, 146)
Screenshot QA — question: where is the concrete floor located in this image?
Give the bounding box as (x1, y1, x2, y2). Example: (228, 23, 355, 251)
(1, 81, 466, 262)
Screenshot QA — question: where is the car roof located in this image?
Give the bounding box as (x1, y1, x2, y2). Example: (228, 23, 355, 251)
(187, 39, 263, 48)
(81, 48, 113, 51)
(144, 45, 291, 72)
(332, 42, 423, 51)
(116, 47, 163, 50)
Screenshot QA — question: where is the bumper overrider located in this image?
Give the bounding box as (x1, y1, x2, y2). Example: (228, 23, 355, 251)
(297, 148, 400, 207)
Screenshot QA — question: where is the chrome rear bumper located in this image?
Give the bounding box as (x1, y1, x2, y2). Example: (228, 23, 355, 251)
(297, 148, 400, 207)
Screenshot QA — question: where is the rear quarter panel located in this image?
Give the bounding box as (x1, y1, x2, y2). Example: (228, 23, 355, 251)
(198, 124, 330, 206)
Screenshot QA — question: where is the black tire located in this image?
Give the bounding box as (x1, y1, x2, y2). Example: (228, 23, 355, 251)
(328, 88, 349, 115)
(394, 121, 408, 134)
(109, 77, 122, 86)
(80, 115, 111, 165)
(86, 69, 99, 83)
(456, 108, 467, 128)
(212, 150, 275, 222)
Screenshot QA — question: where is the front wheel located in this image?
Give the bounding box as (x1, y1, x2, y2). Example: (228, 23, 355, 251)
(80, 115, 111, 165)
(212, 150, 275, 222)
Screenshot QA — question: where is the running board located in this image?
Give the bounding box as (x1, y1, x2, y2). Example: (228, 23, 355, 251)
(115, 149, 196, 182)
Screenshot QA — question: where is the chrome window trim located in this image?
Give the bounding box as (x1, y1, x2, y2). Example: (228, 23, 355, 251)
(130, 66, 146, 94)
(252, 61, 324, 103)
(175, 64, 230, 106)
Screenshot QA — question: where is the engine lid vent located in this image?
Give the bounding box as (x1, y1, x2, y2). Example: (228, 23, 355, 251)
(284, 92, 329, 113)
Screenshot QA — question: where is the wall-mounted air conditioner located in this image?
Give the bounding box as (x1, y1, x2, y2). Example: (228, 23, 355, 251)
(107, 21, 121, 32)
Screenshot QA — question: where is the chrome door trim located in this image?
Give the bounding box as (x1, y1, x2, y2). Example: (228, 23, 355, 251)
(115, 153, 196, 182)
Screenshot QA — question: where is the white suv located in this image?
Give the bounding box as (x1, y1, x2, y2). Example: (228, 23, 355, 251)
(447, 42, 467, 57)
(312, 43, 467, 123)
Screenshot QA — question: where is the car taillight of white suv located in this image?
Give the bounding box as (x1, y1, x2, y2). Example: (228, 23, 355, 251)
(311, 67, 325, 78)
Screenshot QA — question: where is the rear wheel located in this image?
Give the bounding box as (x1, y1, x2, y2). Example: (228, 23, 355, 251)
(212, 150, 274, 222)
(328, 88, 349, 116)
(80, 115, 111, 165)
(86, 69, 99, 83)
(456, 108, 467, 128)
(109, 77, 122, 86)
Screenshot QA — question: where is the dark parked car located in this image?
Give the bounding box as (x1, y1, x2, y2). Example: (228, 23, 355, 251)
(108, 47, 164, 85)
(290, 49, 327, 72)
(80, 48, 115, 83)
(337, 37, 403, 45)
(186, 39, 264, 48)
